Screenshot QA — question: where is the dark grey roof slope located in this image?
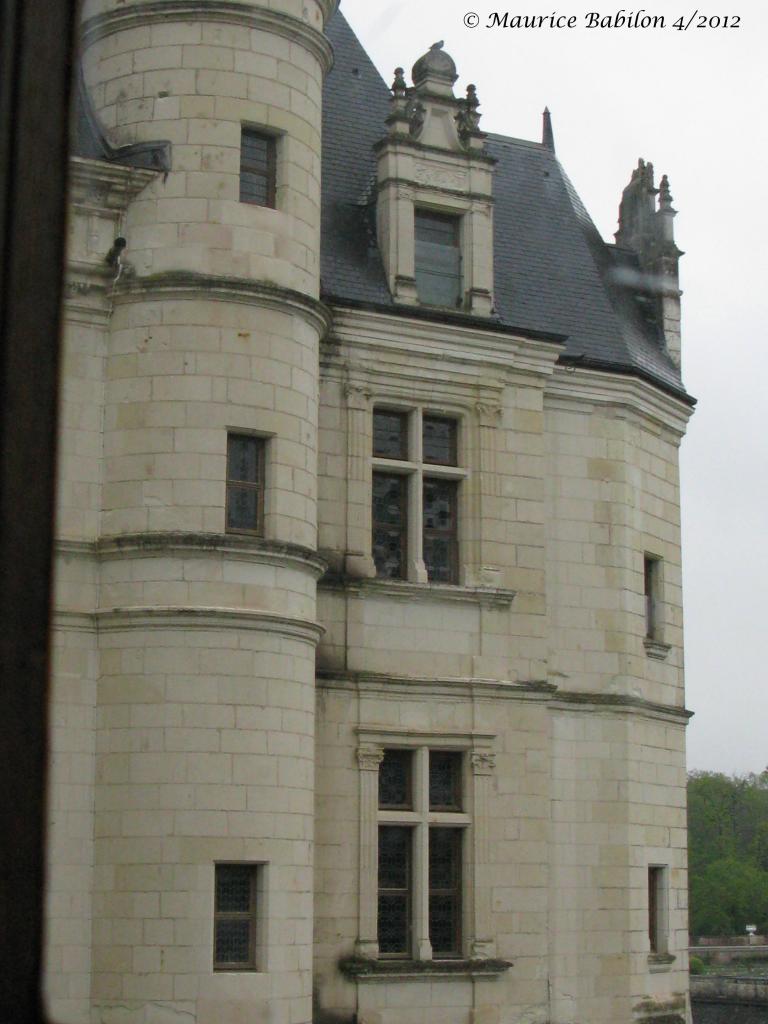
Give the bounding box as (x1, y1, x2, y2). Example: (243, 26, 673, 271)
(72, 69, 170, 173)
(323, 12, 687, 399)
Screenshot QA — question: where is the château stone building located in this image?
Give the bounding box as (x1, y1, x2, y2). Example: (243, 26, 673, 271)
(46, 2, 695, 1023)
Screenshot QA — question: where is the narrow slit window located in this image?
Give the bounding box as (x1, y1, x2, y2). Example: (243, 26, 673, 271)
(415, 211, 462, 308)
(648, 865, 666, 954)
(644, 555, 661, 639)
(226, 434, 264, 534)
(214, 864, 258, 970)
(240, 128, 276, 207)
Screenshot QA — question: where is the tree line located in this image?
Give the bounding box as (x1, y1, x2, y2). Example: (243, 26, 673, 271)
(688, 770, 768, 937)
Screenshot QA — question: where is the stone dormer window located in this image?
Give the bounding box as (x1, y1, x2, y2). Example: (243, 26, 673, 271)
(375, 43, 495, 316)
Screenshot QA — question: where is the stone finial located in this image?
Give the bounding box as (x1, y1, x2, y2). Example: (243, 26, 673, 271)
(412, 40, 458, 95)
(658, 173, 673, 210)
(391, 67, 407, 96)
(615, 157, 658, 251)
(542, 107, 555, 151)
(456, 83, 482, 143)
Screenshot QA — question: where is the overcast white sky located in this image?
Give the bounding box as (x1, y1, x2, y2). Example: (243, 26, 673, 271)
(339, 0, 768, 776)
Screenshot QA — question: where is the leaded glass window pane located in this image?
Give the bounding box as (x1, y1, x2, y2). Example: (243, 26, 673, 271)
(372, 473, 407, 579)
(373, 411, 408, 460)
(378, 826, 411, 956)
(240, 129, 276, 207)
(216, 864, 252, 912)
(429, 751, 462, 810)
(379, 749, 412, 809)
(214, 864, 257, 969)
(429, 828, 462, 957)
(423, 417, 457, 466)
(215, 919, 250, 964)
(226, 434, 263, 534)
(423, 479, 458, 583)
(415, 211, 461, 308)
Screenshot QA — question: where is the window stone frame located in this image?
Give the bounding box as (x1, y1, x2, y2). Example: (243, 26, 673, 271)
(355, 727, 497, 963)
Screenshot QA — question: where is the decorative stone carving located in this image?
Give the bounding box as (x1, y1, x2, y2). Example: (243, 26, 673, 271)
(357, 745, 384, 771)
(456, 84, 482, 144)
(471, 750, 496, 775)
(413, 162, 467, 191)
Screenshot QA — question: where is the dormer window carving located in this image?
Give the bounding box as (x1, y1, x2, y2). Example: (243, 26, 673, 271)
(375, 44, 495, 316)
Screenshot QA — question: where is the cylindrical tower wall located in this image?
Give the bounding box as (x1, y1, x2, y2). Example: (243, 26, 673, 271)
(76, 2, 336, 1021)
(81, 0, 332, 293)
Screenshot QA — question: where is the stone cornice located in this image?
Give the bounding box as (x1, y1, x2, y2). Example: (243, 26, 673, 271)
(327, 304, 564, 379)
(550, 689, 693, 724)
(317, 671, 556, 702)
(54, 605, 324, 642)
(377, 176, 494, 204)
(339, 956, 511, 980)
(68, 156, 157, 209)
(81, 1, 335, 73)
(546, 364, 694, 437)
(116, 272, 332, 336)
(319, 576, 515, 608)
(94, 605, 324, 643)
(373, 136, 497, 167)
(56, 532, 327, 578)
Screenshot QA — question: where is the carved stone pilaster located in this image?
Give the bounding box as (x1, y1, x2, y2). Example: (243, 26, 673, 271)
(356, 744, 383, 957)
(471, 746, 496, 958)
(345, 383, 377, 579)
(471, 399, 502, 582)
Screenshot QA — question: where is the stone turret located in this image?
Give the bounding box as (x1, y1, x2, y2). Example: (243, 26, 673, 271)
(615, 158, 684, 368)
(46, 3, 337, 1023)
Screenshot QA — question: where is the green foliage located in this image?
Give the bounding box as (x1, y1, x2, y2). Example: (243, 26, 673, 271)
(689, 955, 706, 975)
(688, 770, 768, 936)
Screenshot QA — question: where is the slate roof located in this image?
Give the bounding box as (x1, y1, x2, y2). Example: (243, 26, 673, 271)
(72, 68, 170, 173)
(322, 12, 688, 400)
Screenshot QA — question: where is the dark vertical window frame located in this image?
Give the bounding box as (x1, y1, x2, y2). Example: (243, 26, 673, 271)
(644, 554, 661, 639)
(372, 471, 408, 580)
(225, 433, 266, 536)
(377, 825, 413, 958)
(239, 127, 277, 208)
(423, 415, 458, 466)
(423, 477, 459, 584)
(373, 409, 409, 461)
(429, 750, 463, 811)
(428, 827, 463, 958)
(648, 865, 666, 954)
(414, 209, 463, 308)
(378, 749, 414, 810)
(214, 863, 260, 971)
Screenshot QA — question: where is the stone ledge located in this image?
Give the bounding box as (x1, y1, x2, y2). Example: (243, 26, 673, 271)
(114, 271, 332, 335)
(648, 952, 676, 972)
(319, 576, 515, 608)
(339, 956, 511, 981)
(644, 637, 672, 661)
(57, 532, 328, 578)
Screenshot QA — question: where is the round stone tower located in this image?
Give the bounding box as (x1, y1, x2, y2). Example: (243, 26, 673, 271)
(77, 2, 336, 1021)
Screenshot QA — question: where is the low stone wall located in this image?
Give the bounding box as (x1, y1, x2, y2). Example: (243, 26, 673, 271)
(691, 975, 768, 1024)
(691, 945, 768, 964)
